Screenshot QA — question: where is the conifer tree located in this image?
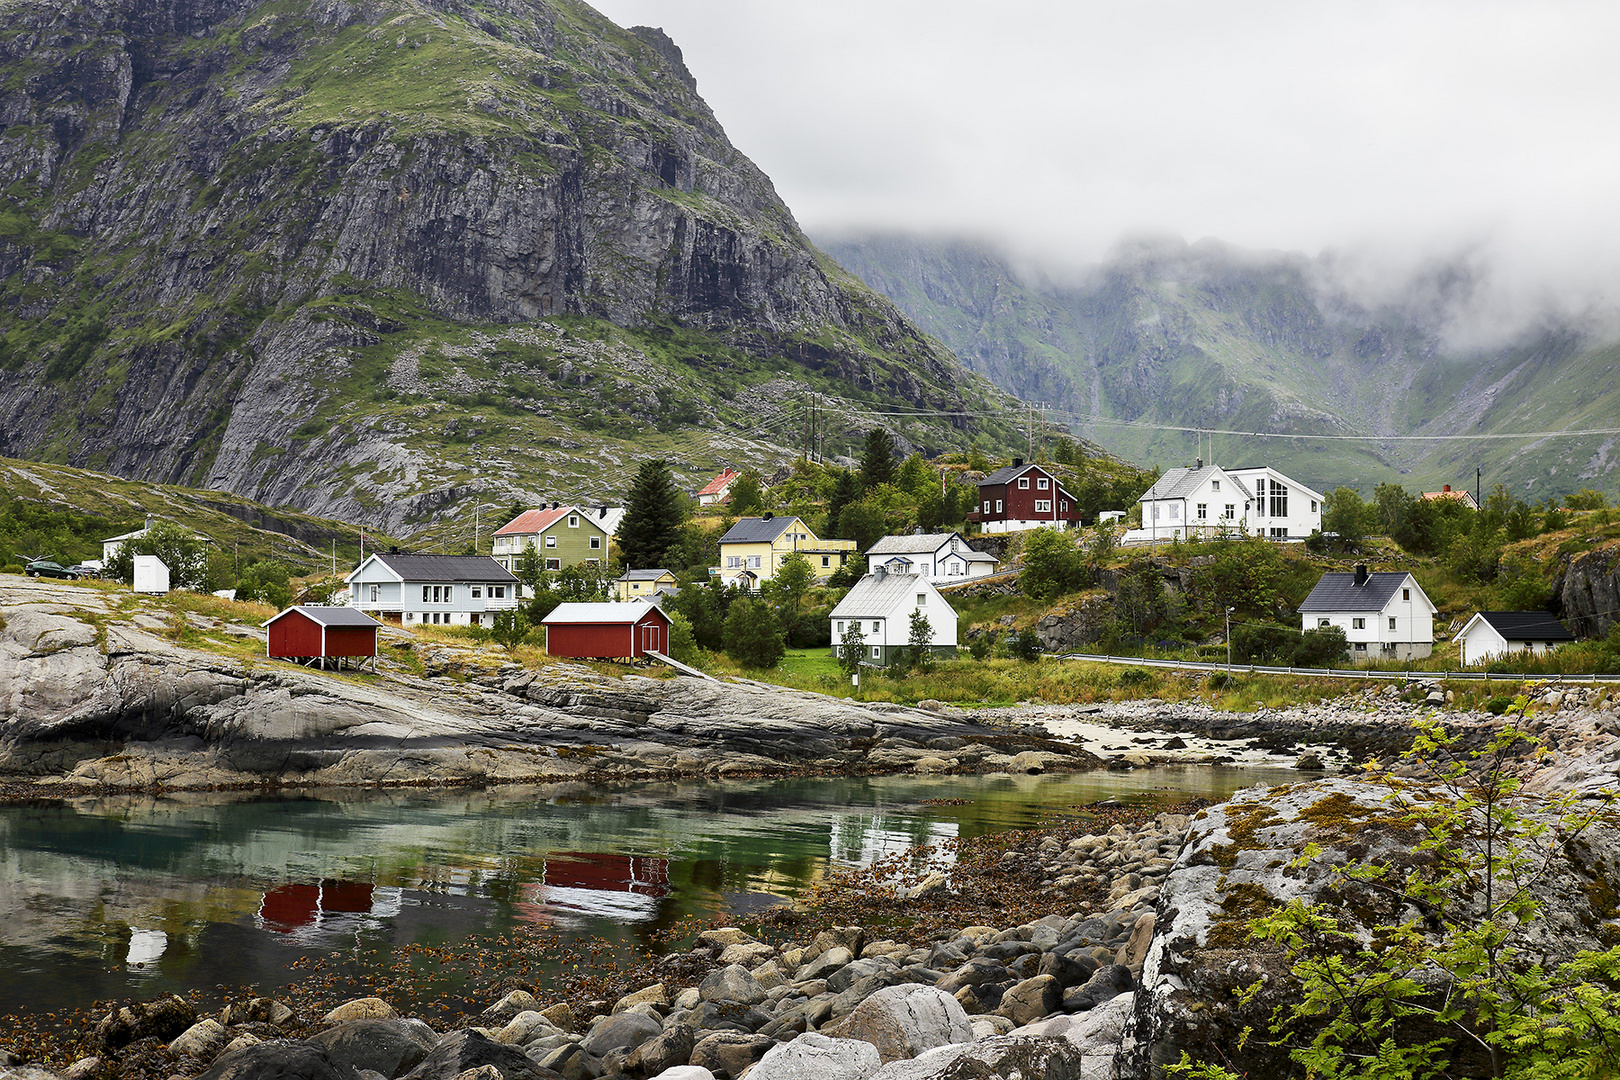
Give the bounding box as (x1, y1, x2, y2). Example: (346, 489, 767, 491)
(618, 459, 685, 569)
(859, 429, 897, 490)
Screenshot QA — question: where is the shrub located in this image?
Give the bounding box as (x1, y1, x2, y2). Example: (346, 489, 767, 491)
(723, 596, 785, 669)
(1, 563, 22, 575)
(1482, 695, 1514, 716)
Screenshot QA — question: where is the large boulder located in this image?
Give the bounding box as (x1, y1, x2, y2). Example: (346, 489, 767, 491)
(697, 964, 767, 1006)
(824, 985, 975, 1064)
(307, 1019, 437, 1077)
(196, 1039, 362, 1080)
(400, 1030, 549, 1079)
(580, 1012, 664, 1058)
(745, 1032, 882, 1080)
(92, 994, 197, 1052)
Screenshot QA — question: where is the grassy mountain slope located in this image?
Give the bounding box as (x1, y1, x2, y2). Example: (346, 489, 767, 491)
(0, 0, 1023, 532)
(821, 233, 1620, 502)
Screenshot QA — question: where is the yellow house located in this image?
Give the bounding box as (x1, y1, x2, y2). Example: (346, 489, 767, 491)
(716, 516, 857, 588)
(614, 568, 679, 602)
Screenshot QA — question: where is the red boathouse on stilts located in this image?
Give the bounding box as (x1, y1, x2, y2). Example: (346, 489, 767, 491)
(264, 605, 383, 670)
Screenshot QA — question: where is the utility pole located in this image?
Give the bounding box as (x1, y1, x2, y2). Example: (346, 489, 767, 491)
(1476, 466, 1481, 510)
(1226, 607, 1234, 669)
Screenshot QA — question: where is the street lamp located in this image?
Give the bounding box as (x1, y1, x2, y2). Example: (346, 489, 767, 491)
(1226, 607, 1234, 669)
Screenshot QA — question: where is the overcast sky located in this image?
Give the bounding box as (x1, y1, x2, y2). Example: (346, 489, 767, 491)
(591, 1, 1620, 309)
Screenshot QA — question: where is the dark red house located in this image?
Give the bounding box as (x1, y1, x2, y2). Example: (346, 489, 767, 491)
(966, 458, 1081, 533)
(265, 605, 382, 669)
(540, 602, 672, 660)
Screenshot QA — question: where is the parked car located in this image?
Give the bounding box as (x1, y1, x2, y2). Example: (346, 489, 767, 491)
(66, 564, 101, 579)
(25, 559, 80, 579)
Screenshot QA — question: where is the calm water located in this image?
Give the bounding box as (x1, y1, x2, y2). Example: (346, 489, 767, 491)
(0, 767, 1295, 1017)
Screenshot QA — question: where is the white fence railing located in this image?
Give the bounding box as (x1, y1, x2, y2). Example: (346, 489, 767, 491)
(1054, 652, 1620, 684)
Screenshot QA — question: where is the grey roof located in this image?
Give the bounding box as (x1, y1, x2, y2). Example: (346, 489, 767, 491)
(541, 601, 667, 625)
(371, 553, 518, 583)
(977, 462, 1067, 489)
(265, 605, 382, 628)
(1470, 611, 1575, 642)
(830, 572, 943, 620)
(1298, 572, 1414, 613)
(1139, 465, 1251, 503)
(616, 568, 674, 581)
(866, 532, 979, 555)
(719, 516, 797, 544)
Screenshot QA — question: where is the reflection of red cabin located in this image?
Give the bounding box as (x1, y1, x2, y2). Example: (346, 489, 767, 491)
(264, 606, 382, 669)
(260, 880, 375, 930)
(540, 602, 672, 660)
(544, 852, 670, 897)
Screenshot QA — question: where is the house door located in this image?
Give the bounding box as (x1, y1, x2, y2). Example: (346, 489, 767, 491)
(640, 623, 661, 655)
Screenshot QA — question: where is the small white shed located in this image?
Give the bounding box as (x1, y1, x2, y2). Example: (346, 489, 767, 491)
(133, 554, 170, 594)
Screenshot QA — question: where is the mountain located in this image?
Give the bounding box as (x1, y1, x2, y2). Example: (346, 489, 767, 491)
(0, 0, 1024, 533)
(819, 232, 1620, 502)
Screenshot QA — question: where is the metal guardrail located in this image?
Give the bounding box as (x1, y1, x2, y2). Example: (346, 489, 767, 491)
(1054, 652, 1620, 684)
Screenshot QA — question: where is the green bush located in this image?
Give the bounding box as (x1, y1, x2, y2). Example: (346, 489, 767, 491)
(1482, 695, 1514, 716)
(1, 563, 22, 575)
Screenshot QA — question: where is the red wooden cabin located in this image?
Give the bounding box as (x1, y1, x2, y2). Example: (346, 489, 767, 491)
(264, 605, 382, 669)
(540, 602, 671, 660)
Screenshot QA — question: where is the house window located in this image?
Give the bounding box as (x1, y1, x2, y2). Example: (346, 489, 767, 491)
(1211, 480, 1221, 492)
(1270, 527, 1286, 538)
(983, 500, 991, 514)
(836, 621, 844, 634)
(917, 593, 926, 607)
(545, 536, 557, 548)
(1270, 483, 1288, 518)
(1060, 500, 1069, 512)
(822, 555, 831, 567)
(1353, 618, 1366, 629)
(422, 586, 430, 602)
(568, 516, 579, 528)
(472, 586, 482, 599)
(1018, 477, 1030, 489)
(1311, 500, 1318, 513)
(546, 558, 560, 571)
(1037, 477, 1049, 490)
(491, 586, 505, 599)
(1197, 503, 1207, 519)
(1318, 618, 1330, 628)
(1402, 588, 1410, 600)
(1034, 499, 1052, 512)
(470, 614, 479, 626)
(871, 645, 882, 659)
(748, 556, 762, 569)
(1389, 617, 1397, 631)
(726, 556, 741, 569)
(1355, 642, 1367, 651)
(369, 585, 379, 602)
(1152, 505, 1160, 520)
(585, 559, 599, 567)
(995, 499, 1003, 513)
(1168, 503, 1180, 519)
(1224, 504, 1235, 519)
(870, 621, 880, 633)
(590, 536, 601, 549)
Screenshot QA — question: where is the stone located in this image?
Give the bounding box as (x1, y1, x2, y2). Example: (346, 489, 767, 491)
(61, 1059, 105, 1080)
(530, 1043, 591, 1080)
(697, 964, 767, 1006)
(495, 1012, 562, 1047)
(92, 993, 197, 1052)
(1008, 751, 1045, 774)
(170, 1018, 230, 1057)
(308, 1019, 437, 1077)
(687, 1031, 773, 1079)
(822, 985, 974, 1064)
(539, 1003, 576, 1032)
(744, 1033, 881, 1080)
(400, 1030, 548, 1079)
(323, 998, 398, 1025)
(717, 942, 775, 967)
(481, 991, 543, 1026)
(798, 946, 853, 982)
(1063, 965, 1134, 1014)
(1114, 912, 1156, 976)
(621, 1023, 696, 1077)
(1015, 991, 1134, 1056)
(196, 1039, 358, 1080)
(220, 998, 296, 1027)
(613, 985, 670, 1015)
(580, 1012, 664, 1058)
(696, 928, 755, 949)
(995, 975, 1061, 1026)
(826, 957, 898, 994)
(643, 1069, 714, 1080)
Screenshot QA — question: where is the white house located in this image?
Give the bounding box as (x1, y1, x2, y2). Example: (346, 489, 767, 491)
(346, 552, 518, 627)
(864, 532, 998, 584)
(1132, 463, 1323, 544)
(829, 569, 958, 667)
(1298, 565, 1436, 662)
(1455, 611, 1575, 666)
(102, 519, 153, 565)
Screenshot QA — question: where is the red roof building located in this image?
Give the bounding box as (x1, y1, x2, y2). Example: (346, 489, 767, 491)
(696, 467, 739, 506)
(540, 602, 672, 660)
(264, 605, 382, 669)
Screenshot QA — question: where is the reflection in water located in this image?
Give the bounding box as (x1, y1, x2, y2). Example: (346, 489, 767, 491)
(0, 767, 1295, 1016)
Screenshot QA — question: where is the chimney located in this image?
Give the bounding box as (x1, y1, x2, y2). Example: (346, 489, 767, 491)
(599, 505, 608, 518)
(551, 501, 560, 510)
(1443, 484, 1452, 492)
(1354, 564, 1368, 586)
(1012, 457, 1024, 468)
(874, 563, 887, 579)
(1195, 457, 1202, 470)
(913, 526, 924, 535)
(762, 511, 773, 521)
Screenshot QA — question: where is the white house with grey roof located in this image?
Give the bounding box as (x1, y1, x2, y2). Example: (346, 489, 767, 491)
(1298, 565, 1436, 662)
(829, 569, 958, 667)
(864, 532, 998, 584)
(1131, 463, 1323, 544)
(346, 552, 519, 627)
(1454, 611, 1575, 666)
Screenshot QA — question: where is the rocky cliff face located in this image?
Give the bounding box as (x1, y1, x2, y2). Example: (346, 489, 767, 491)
(0, 0, 1015, 532)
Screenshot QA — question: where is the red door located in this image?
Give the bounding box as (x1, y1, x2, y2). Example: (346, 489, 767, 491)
(640, 623, 660, 655)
